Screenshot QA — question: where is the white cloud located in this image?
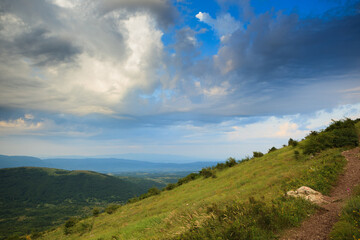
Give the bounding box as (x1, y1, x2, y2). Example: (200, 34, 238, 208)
(0, 13, 27, 40)
(305, 103, 360, 130)
(0, 5, 165, 116)
(226, 117, 307, 141)
(202, 81, 231, 97)
(49, 0, 76, 9)
(0, 117, 43, 132)
(196, 12, 241, 37)
(24, 114, 35, 120)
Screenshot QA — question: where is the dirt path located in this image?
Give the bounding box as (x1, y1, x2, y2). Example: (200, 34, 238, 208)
(280, 147, 360, 240)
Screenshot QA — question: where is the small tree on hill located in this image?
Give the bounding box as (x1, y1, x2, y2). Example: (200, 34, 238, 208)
(288, 138, 298, 147)
(253, 152, 264, 158)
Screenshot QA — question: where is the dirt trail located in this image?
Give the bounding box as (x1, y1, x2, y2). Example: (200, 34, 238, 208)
(280, 147, 360, 240)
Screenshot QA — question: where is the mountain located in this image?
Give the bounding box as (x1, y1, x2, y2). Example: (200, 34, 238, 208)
(0, 155, 46, 168)
(0, 167, 165, 239)
(0, 155, 215, 173)
(0, 167, 163, 204)
(105, 153, 219, 163)
(45, 153, 219, 163)
(37, 118, 360, 240)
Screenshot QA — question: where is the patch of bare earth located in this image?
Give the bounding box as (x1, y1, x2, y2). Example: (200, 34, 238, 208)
(280, 147, 360, 240)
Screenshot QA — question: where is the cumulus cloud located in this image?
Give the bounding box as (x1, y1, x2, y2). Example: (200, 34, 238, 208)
(0, 0, 359, 134)
(96, 0, 178, 28)
(196, 12, 241, 37)
(0, 0, 167, 115)
(0, 116, 43, 133)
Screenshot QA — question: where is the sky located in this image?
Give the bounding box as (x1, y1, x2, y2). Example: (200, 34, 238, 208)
(0, 0, 359, 161)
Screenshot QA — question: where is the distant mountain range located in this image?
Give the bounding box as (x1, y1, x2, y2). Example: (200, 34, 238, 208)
(0, 154, 216, 172)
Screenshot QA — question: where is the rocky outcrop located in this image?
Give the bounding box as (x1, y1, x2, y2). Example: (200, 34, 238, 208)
(287, 186, 328, 205)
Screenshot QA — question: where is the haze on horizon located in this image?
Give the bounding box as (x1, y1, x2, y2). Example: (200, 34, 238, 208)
(0, 0, 359, 161)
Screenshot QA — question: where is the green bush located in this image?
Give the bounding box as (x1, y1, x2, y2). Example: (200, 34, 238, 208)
(239, 156, 251, 163)
(199, 168, 216, 178)
(105, 204, 120, 214)
(165, 183, 176, 191)
(137, 187, 161, 200)
(63, 217, 79, 235)
(147, 187, 161, 196)
(225, 157, 237, 168)
(288, 138, 298, 147)
(294, 150, 300, 160)
(92, 207, 100, 217)
(268, 147, 277, 153)
(252, 152, 264, 158)
(177, 173, 199, 186)
(302, 119, 359, 155)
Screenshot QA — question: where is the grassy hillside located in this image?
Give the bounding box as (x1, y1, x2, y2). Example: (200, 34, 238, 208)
(330, 185, 360, 239)
(0, 167, 165, 239)
(38, 119, 360, 240)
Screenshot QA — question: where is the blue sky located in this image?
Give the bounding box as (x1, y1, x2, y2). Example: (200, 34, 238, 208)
(0, 0, 359, 161)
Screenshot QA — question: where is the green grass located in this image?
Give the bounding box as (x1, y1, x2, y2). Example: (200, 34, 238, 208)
(330, 185, 360, 240)
(37, 119, 360, 240)
(38, 146, 346, 240)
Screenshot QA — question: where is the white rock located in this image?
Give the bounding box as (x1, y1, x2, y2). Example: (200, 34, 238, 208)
(286, 186, 327, 205)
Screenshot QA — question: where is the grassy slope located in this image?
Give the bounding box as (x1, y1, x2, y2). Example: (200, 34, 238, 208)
(40, 120, 360, 240)
(40, 146, 345, 240)
(330, 121, 360, 240)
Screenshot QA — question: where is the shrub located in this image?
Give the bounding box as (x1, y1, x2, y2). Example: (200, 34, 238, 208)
(105, 204, 120, 214)
(239, 156, 251, 163)
(64, 217, 78, 228)
(294, 150, 300, 160)
(30, 232, 43, 239)
(165, 183, 176, 191)
(138, 187, 161, 200)
(177, 173, 199, 186)
(127, 197, 139, 204)
(64, 217, 79, 235)
(199, 167, 216, 178)
(288, 138, 298, 147)
(252, 152, 264, 158)
(268, 147, 277, 153)
(92, 207, 100, 217)
(147, 187, 161, 196)
(302, 119, 359, 155)
(225, 157, 237, 167)
(214, 162, 226, 170)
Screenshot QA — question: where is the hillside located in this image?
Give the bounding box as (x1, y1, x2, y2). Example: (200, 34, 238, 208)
(37, 119, 360, 240)
(0, 167, 165, 239)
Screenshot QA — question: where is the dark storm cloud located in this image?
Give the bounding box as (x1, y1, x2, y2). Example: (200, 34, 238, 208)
(0, 0, 82, 66)
(0, 0, 61, 27)
(218, 6, 360, 84)
(98, 0, 179, 28)
(14, 28, 81, 66)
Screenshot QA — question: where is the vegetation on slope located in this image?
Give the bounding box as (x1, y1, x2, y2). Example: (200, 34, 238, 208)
(0, 167, 164, 239)
(37, 118, 359, 240)
(330, 185, 360, 239)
